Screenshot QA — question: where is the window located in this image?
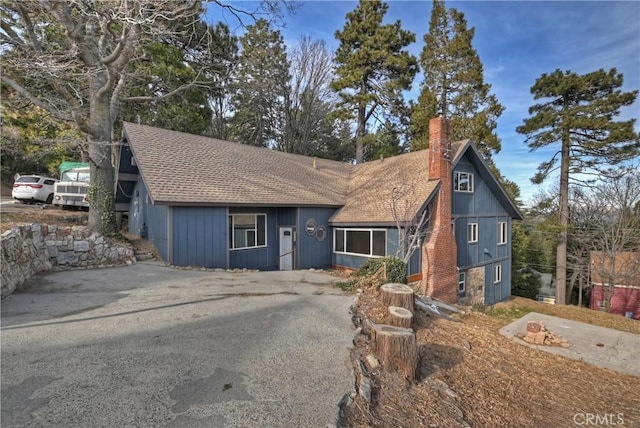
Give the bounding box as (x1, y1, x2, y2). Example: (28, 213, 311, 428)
(334, 229, 386, 257)
(467, 223, 478, 243)
(498, 222, 507, 245)
(454, 171, 474, 192)
(494, 264, 502, 284)
(458, 272, 466, 293)
(229, 214, 266, 250)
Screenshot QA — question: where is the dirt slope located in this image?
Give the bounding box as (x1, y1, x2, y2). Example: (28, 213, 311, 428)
(342, 291, 640, 427)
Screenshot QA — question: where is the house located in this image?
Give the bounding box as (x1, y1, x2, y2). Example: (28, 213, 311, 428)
(589, 251, 640, 318)
(115, 117, 522, 305)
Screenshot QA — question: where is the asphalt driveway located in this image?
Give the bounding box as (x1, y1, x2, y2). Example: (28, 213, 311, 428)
(1, 262, 354, 427)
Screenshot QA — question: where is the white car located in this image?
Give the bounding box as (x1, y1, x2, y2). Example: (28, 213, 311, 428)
(12, 175, 58, 204)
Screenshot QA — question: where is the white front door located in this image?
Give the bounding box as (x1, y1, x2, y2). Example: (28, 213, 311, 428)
(279, 227, 293, 270)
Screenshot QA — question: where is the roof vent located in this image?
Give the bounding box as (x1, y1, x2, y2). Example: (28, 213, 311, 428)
(313, 158, 317, 169)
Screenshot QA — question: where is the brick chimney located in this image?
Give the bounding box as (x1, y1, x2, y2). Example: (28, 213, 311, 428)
(422, 117, 458, 303)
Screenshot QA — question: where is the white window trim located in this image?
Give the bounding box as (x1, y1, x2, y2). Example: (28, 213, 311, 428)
(454, 171, 474, 193)
(494, 264, 502, 284)
(229, 213, 267, 250)
(498, 221, 507, 245)
(467, 223, 478, 243)
(458, 272, 466, 293)
(333, 228, 387, 257)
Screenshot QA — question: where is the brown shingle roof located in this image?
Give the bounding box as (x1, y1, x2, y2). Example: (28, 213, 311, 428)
(123, 123, 459, 222)
(123, 122, 353, 206)
(330, 151, 439, 225)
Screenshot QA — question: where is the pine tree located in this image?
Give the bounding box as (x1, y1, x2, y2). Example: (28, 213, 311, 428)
(517, 68, 639, 304)
(411, 0, 503, 157)
(231, 19, 290, 147)
(332, 0, 418, 163)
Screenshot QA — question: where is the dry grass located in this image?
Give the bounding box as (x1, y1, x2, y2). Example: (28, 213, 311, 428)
(342, 287, 640, 428)
(1, 204, 88, 232)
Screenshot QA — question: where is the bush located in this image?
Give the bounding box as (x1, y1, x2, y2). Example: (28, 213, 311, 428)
(334, 257, 407, 293)
(511, 269, 540, 300)
(356, 257, 407, 284)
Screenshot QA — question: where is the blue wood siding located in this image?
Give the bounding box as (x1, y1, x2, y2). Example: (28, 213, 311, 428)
(453, 151, 513, 305)
(453, 157, 507, 216)
(276, 208, 297, 227)
(171, 206, 227, 268)
(127, 179, 168, 260)
(147, 202, 168, 260)
(115, 144, 139, 206)
(297, 207, 336, 269)
(118, 144, 138, 174)
(484, 259, 511, 305)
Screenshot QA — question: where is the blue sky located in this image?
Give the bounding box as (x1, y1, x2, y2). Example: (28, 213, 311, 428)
(211, 1, 640, 205)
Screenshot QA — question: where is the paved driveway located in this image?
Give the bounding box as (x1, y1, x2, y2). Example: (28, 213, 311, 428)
(1, 262, 354, 427)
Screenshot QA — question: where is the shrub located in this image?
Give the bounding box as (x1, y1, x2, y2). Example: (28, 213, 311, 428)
(334, 257, 407, 293)
(511, 269, 540, 300)
(356, 257, 407, 284)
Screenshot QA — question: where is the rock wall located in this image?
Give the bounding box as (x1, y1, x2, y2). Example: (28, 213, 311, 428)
(1, 224, 135, 299)
(459, 266, 485, 306)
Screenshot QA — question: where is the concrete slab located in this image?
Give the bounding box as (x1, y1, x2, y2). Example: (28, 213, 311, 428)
(499, 312, 640, 377)
(1, 263, 354, 428)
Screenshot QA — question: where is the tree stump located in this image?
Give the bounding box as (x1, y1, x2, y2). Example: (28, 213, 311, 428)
(380, 283, 414, 313)
(371, 322, 418, 380)
(388, 306, 413, 328)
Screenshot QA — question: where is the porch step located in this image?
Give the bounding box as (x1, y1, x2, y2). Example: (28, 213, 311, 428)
(134, 251, 155, 262)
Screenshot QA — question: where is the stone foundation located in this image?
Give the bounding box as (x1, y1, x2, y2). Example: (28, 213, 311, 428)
(459, 266, 485, 305)
(1, 224, 135, 298)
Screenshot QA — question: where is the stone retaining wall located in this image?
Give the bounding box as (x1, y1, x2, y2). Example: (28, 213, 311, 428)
(1, 224, 135, 299)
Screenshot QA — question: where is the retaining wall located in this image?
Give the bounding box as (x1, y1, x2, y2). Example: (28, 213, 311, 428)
(1, 224, 135, 298)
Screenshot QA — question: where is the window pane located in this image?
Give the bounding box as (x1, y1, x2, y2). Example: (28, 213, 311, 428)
(257, 215, 266, 246)
(346, 230, 370, 255)
(234, 214, 255, 227)
(372, 231, 386, 256)
(459, 175, 468, 191)
(234, 228, 246, 248)
(247, 230, 256, 247)
(335, 229, 345, 252)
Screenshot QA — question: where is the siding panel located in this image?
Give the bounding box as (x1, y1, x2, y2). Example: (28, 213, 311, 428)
(298, 207, 336, 269)
(172, 206, 227, 268)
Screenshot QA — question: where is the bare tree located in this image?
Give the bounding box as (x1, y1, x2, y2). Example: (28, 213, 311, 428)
(574, 169, 640, 310)
(390, 179, 431, 264)
(278, 37, 336, 155)
(0, 0, 293, 234)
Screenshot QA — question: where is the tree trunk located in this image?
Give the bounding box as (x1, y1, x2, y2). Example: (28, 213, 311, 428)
(87, 71, 117, 235)
(355, 101, 365, 164)
(388, 306, 413, 328)
(380, 283, 414, 313)
(556, 120, 571, 305)
(371, 322, 418, 380)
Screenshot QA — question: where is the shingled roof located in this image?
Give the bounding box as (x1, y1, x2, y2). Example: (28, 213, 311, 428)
(329, 151, 440, 225)
(123, 122, 353, 207)
(122, 122, 477, 223)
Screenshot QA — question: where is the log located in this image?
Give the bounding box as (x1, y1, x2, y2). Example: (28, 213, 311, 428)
(371, 322, 418, 380)
(388, 306, 413, 328)
(380, 283, 414, 313)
